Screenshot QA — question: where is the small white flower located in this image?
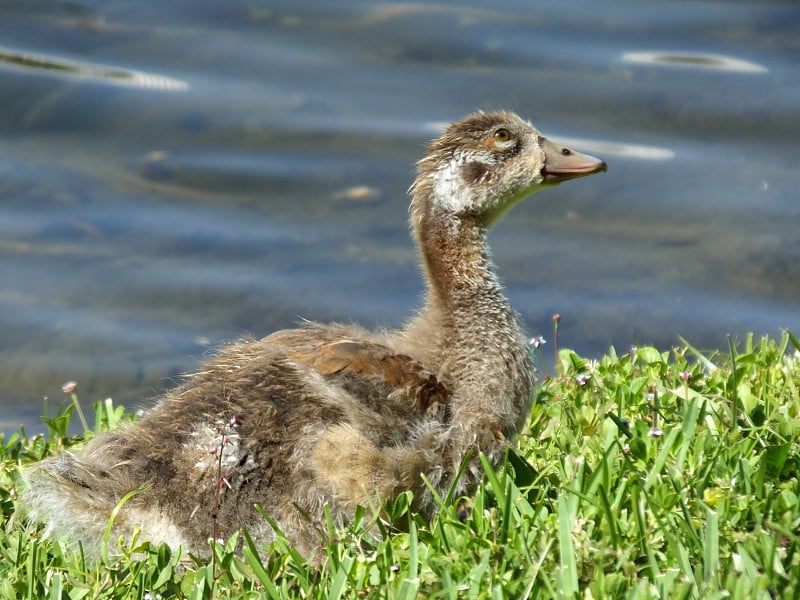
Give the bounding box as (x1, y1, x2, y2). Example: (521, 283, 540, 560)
(529, 335, 546, 348)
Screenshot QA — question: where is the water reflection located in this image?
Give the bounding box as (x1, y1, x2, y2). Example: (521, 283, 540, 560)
(622, 51, 768, 74)
(0, 0, 797, 435)
(0, 46, 189, 91)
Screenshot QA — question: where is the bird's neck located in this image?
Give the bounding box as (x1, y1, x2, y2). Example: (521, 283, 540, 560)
(408, 205, 533, 436)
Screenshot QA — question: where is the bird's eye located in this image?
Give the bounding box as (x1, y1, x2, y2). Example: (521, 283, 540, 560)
(493, 128, 512, 143)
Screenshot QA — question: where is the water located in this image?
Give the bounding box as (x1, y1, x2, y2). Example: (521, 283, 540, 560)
(1, 0, 798, 434)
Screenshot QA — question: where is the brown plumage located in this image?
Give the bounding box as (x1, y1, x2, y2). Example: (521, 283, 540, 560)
(21, 111, 605, 560)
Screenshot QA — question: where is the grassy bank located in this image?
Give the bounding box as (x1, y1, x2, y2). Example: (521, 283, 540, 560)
(2, 332, 799, 599)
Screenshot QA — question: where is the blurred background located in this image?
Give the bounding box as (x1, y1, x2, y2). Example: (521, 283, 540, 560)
(1, 0, 798, 433)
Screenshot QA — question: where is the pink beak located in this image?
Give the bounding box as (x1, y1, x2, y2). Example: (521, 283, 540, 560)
(540, 137, 607, 183)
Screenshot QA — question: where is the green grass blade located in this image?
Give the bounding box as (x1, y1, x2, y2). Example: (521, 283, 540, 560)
(703, 505, 719, 585)
(101, 483, 151, 563)
(556, 494, 578, 597)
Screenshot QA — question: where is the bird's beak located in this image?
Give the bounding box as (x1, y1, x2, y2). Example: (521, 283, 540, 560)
(540, 137, 607, 184)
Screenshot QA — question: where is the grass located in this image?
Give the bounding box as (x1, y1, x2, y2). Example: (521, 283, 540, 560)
(1, 331, 799, 598)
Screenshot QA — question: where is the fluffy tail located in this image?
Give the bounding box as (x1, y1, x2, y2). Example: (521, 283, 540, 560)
(19, 452, 121, 557)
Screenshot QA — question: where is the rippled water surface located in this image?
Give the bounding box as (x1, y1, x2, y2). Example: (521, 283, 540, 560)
(1, 1, 799, 433)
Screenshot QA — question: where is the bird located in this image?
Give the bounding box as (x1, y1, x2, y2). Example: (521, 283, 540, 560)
(21, 111, 606, 561)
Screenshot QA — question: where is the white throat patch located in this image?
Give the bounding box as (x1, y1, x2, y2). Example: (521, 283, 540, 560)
(431, 152, 488, 215)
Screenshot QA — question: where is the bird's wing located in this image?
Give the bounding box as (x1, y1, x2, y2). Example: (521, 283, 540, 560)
(266, 327, 449, 415)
